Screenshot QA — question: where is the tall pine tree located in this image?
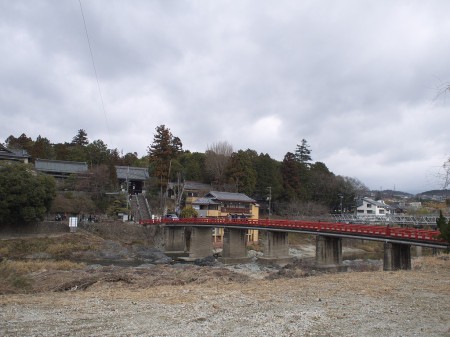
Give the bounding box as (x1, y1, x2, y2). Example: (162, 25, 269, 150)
(147, 125, 183, 187)
(295, 139, 312, 165)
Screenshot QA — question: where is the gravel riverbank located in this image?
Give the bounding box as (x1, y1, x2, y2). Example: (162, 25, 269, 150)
(1, 255, 449, 336)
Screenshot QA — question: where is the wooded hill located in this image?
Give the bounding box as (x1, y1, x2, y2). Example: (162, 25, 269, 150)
(4, 127, 370, 216)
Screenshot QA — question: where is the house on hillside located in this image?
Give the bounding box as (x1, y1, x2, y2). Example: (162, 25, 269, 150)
(356, 197, 392, 216)
(408, 201, 422, 209)
(190, 191, 260, 243)
(0, 144, 31, 163)
(182, 181, 212, 204)
(35, 158, 88, 180)
(115, 166, 149, 195)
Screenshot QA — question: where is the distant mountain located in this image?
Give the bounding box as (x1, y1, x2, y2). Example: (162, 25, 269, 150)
(417, 190, 450, 197)
(370, 190, 414, 198)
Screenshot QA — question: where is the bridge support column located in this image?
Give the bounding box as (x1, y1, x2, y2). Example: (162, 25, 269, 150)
(164, 226, 188, 257)
(189, 227, 213, 259)
(219, 228, 250, 264)
(383, 242, 411, 271)
(316, 236, 346, 271)
(258, 231, 293, 266)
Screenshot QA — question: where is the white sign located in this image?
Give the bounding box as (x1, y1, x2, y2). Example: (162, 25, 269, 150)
(69, 217, 78, 227)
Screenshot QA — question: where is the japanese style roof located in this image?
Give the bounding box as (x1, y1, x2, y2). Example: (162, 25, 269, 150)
(35, 159, 88, 174)
(205, 191, 256, 203)
(0, 144, 30, 161)
(115, 166, 149, 181)
(356, 197, 389, 208)
(191, 197, 220, 205)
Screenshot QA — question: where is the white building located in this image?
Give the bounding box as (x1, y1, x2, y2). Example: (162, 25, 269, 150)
(356, 197, 391, 216)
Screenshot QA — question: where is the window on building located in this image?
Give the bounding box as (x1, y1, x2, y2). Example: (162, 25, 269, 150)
(367, 210, 373, 214)
(367, 204, 372, 208)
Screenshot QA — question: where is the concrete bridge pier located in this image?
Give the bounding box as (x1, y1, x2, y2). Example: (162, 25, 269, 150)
(189, 227, 213, 259)
(164, 226, 188, 257)
(219, 228, 251, 264)
(383, 242, 411, 271)
(315, 236, 346, 271)
(258, 230, 293, 266)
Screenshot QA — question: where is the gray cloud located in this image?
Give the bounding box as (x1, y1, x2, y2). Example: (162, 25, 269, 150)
(1, 0, 450, 193)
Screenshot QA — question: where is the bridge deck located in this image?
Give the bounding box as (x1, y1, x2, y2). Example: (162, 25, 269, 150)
(140, 218, 448, 249)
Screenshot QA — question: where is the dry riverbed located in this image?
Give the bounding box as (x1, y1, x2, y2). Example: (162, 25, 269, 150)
(1, 255, 449, 336)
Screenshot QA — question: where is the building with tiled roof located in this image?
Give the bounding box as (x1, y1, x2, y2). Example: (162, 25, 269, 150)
(0, 144, 30, 163)
(190, 190, 260, 243)
(115, 166, 149, 194)
(35, 158, 88, 179)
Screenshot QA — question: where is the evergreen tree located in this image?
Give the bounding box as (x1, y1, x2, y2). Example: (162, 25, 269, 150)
(147, 125, 183, 187)
(295, 139, 312, 165)
(308, 161, 336, 205)
(121, 152, 141, 167)
(30, 135, 53, 160)
(226, 150, 257, 196)
(67, 144, 88, 162)
(178, 152, 207, 182)
(109, 148, 122, 166)
(86, 139, 109, 166)
(71, 129, 89, 146)
(0, 162, 56, 226)
(54, 143, 70, 161)
(436, 210, 450, 248)
(253, 153, 283, 208)
(5, 133, 34, 152)
(281, 152, 302, 200)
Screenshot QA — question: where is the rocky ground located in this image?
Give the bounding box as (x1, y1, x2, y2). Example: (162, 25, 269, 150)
(0, 258, 449, 336)
(1, 231, 449, 336)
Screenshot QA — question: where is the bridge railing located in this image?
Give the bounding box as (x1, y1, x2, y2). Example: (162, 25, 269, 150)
(139, 217, 445, 244)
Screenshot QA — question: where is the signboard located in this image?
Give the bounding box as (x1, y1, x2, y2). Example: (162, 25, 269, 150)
(69, 217, 78, 232)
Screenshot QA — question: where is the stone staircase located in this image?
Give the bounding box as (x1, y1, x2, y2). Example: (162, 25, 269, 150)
(130, 193, 152, 222)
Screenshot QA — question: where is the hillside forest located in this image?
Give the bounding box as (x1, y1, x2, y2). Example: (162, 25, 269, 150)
(3, 126, 370, 218)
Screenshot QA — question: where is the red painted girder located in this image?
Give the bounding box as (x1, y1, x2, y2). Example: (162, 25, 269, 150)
(139, 218, 443, 243)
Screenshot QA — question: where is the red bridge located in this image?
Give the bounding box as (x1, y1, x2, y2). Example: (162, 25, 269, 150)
(140, 217, 448, 271)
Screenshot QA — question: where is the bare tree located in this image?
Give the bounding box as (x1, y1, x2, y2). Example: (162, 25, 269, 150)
(434, 82, 450, 101)
(341, 176, 370, 197)
(205, 141, 233, 188)
(437, 158, 450, 189)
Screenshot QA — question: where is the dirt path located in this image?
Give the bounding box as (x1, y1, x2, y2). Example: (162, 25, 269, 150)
(1, 256, 449, 336)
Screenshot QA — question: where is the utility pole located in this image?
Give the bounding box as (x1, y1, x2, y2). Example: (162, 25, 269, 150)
(267, 186, 272, 220)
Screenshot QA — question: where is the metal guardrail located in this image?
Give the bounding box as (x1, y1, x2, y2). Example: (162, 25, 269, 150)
(331, 214, 442, 226)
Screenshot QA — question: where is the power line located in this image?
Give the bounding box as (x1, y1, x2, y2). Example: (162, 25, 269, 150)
(78, 0, 111, 146)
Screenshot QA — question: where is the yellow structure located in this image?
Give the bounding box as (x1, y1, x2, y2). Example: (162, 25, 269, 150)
(188, 191, 260, 243)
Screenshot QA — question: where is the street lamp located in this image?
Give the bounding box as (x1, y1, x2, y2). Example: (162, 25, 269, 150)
(267, 187, 272, 220)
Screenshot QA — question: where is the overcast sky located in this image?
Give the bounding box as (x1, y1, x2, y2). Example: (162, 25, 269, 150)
(1, 1, 450, 194)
